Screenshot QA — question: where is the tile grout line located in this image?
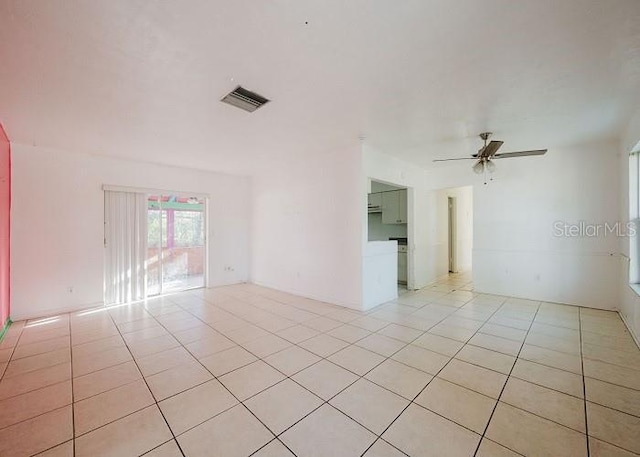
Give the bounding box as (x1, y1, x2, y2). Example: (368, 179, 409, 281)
(0, 322, 27, 382)
(186, 301, 308, 457)
(10, 407, 75, 456)
(178, 290, 398, 380)
(116, 292, 306, 450)
(160, 285, 512, 455)
(260, 325, 428, 455)
(170, 288, 480, 455)
(6, 278, 634, 456)
(0, 347, 71, 380)
(134, 291, 301, 457)
(471, 300, 542, 457)
(247, 437, 296, 457)
(0, 319, 73, 456)
(139, 438, 182, 456)
(0, 324, 71, 424)
(578, 307, 590, 457)
(0, 283, 595, 437)
(0, 381, 74, 432)
(104, 310, 188, 457)
(175, 291, 374, 457)
(69, 297, 624, 452)
(69, 316, 76, 457)
(359, 292, 513, 456)
(0, 329, 16, 377)
(248, 331, 422, 456)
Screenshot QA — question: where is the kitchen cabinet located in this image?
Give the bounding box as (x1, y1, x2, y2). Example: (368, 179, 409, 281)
(367, 193, 382, 213)
(398, 246, 408, 284)
(381, 189, 407, 224)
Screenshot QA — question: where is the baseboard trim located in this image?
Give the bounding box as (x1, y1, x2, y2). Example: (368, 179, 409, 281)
(10, 282, 249, 322)
(250, 280, 361, 311)
(619, 311, 640, 350)
(472, 286, 617, 312)
(10, 302, 105, 322)
(208, 280, 248, 288)
(0, 319, 12, 342)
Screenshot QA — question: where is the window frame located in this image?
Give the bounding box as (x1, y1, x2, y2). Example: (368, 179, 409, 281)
(629, 152, 640, 285)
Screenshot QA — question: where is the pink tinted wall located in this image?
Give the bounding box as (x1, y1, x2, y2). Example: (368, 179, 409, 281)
(0, 123, 10, 328)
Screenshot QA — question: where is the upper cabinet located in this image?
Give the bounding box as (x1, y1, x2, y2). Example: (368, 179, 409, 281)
(367, 192, 383, 213)
(381, 189, 407, 224)
(398, 189, 408, 223)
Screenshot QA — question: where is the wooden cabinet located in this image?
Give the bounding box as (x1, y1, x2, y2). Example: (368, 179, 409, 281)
(381, 189, 407, 224)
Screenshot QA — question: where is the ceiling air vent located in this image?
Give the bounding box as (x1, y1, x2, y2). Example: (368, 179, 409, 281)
(220, 86, 270, 113)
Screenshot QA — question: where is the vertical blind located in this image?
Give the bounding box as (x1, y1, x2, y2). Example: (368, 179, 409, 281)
(104, 190, 148, 305)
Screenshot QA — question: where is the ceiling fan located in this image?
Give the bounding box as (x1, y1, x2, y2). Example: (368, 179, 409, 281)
(433, 132, 547, 178)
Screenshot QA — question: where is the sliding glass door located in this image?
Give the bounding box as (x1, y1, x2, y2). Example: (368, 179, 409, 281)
(104, 188, 206, 304)
(147, 194, 206, 296)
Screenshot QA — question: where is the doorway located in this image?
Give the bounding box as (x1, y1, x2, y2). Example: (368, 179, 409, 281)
(147, 195, 206, 296)
(367, 180, 409, 290)
(437, 186, 473, 277)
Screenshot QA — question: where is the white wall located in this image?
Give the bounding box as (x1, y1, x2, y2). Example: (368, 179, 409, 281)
(430, 140, 621, 310)
(364, 140, 621, 311)
(250, 142, 363, 309)
(436, 186, 473, 273)
(12, 137, 624, 320)
(11, 144, 251, 320)
(618, 108, 640, 343)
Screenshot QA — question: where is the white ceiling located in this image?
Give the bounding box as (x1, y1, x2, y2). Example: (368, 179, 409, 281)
(1, 0, 639, 174)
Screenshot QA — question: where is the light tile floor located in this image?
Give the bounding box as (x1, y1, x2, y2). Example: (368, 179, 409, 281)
(1, 272, 640, 456)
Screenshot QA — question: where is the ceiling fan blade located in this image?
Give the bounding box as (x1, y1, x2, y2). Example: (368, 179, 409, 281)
(493, 149, 547, 159)
(433, 157, 478, 162)
(480, 140, 504, 158)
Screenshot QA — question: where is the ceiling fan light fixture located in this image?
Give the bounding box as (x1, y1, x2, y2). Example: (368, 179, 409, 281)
(472, 160, 485, 174)
(432, 133, 547, 184)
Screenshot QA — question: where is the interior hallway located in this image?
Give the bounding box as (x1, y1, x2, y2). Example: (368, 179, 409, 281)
(0, 273, 638, 456)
